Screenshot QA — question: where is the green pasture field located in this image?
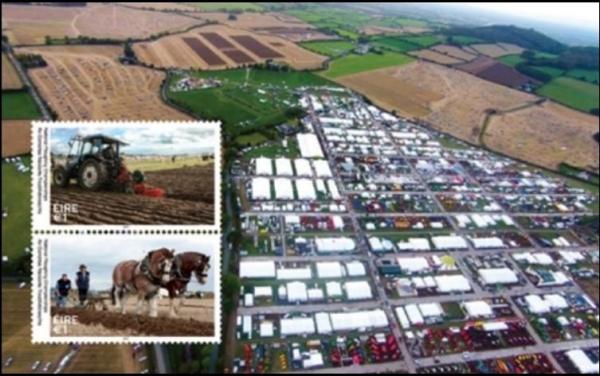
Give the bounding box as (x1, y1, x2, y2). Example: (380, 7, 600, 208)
(167, 69, 335, 133)
(2, 90, 41, 120)
(566, 68, 599, 83)
(321, 51, 414, 78)
(536, 76, 599, 112)
(370, 36, 421, 52)
(1, 156, 31, 274)
(300, 40, 355, 57)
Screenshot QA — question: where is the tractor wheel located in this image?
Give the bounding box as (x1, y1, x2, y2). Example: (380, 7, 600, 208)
(52, 166, 69, 188)
(78, 159, 108, 191)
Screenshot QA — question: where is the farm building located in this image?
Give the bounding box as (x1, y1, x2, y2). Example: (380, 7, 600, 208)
(329, 309, 388, 331)
(297, 133, 324, 158)
(313, 159, 332, 177)
(315, 312, 333, 334)
(260, 321, 274, 337)
(274, 178, 294, 200)
(296, 179, 317, 200)
(463, 300, 493, 318)
(240, 260, 276, 278)
(280, 317, 316, 336)
(255, 157, 272, 175)
(275, 158, 293, 176)
(397, 237, 431, 252)
(251, 177, 270, 200)
(433, 274, 472, 293)
(287, 281, 308, 303)
(345, 261, 366, 277)
(325, 281, 343, 298)
(294, 158, 313, 177)
(397, 257, 430, 274)
(315, 237, 355, 253)
(479, 267, 519, 285)
(565, 349, 599, 374)
(277, 266, 312, 280)
(316, 262, 344, 279)
(470, 237, 505, 249)
(431, 235, 468, 250)
(344, 281, 372, 300)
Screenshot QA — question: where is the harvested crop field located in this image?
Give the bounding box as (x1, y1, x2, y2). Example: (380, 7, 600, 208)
(430, 44, 478, 61)
(361, 25, 430, 36)
(51, 165, 215, 225)
(133, 25, 326, 70)
(2, 3, 203, 45)
(457, 56, 538, 89)
(2, 53, 22, 90)
(470, 43, 525, 58)
(485, 101, 600, 171)
(408, 49, 464, 65)
(193, 12, 333, 42)
(1, 121, 31, 158)
(337, 61, 536, 144)
(51, 298, 214, 337)
(14, 45, 190, 121)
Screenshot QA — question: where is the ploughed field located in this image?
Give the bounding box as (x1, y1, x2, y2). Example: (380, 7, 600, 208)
(133, 24, 326, 70)
(51, 165, 214, 225)
(51, 300, 214, 337)
(15, 45, 191, 121)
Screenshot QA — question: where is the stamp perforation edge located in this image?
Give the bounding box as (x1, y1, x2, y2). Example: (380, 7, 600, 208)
(31, 233, 222, 344)
(31, 120, 222, 233)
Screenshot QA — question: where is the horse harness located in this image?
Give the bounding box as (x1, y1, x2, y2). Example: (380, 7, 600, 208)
(137, 255, 164, 286)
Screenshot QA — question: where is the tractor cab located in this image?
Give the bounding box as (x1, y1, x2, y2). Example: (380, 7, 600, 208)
(53, 134, 129, 191)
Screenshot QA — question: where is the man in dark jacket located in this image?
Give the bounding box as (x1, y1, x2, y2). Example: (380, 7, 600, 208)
(76, 264, 90, 306)
(56, 274, 71, 308)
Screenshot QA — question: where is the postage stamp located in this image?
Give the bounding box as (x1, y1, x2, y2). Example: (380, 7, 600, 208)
(32, 233, 221, 343)
(32, 121, 220, 230)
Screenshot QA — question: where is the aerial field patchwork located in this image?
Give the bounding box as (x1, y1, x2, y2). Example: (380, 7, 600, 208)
(1, 3, 204, 44)
(133, 25, 327, 70)
(14, 45, 191, 120)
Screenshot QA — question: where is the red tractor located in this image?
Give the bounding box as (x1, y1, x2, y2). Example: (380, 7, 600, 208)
(52, 134, 165, 197)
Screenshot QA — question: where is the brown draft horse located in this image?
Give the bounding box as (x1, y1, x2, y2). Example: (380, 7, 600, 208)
(111, 248, 175, 317)
(163, 252, 210, 317)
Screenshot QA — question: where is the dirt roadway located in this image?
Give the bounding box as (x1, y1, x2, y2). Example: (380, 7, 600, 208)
(51, 296, 215, 337)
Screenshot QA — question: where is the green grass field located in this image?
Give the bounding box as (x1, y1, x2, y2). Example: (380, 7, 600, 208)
(1, 90, 42, 120)
(235, 132, 269, 146)
(1, 157, 31, 274)
(188, 2, 263, 11)
(370, 36, 421, 52)
(167, 69, 335, 133)
(300, 40, 355, 57)
(498, 54, 525, 67)
(321, 52, 414, 78)
(529, 65, 564, 78)
(243, 139, 300, 160)
(536, 76, 599, 112)
(447, 35, 484, 45)
(399, 34, 443, 48)
(566, 68, 599, 84)
(124, 155, 212, 172)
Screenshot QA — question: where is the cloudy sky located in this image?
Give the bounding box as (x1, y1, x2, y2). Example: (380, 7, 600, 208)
(465, 3, 599, 30)
(50, 125, 216, 156)
(50, 235, 217, 292)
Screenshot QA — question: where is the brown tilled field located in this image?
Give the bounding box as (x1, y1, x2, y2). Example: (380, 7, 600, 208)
(360, 25, 430, 36)
(1, 121, 31, 158)
(1, 3, 203, 45)
(430, 44, 478, 61)
(51, 296, 214, 337)
(408, 49, 465, 65)
(485, 101, 600, 171)
(337, 61, 537, 144)
(470, 43, 525, 58)
(457, 55, 538, 89)
(51, 165, 214, 225)
(2, 53, 23, 90)
(133, 24, 327, 70)
(15, 45, 191, 121)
